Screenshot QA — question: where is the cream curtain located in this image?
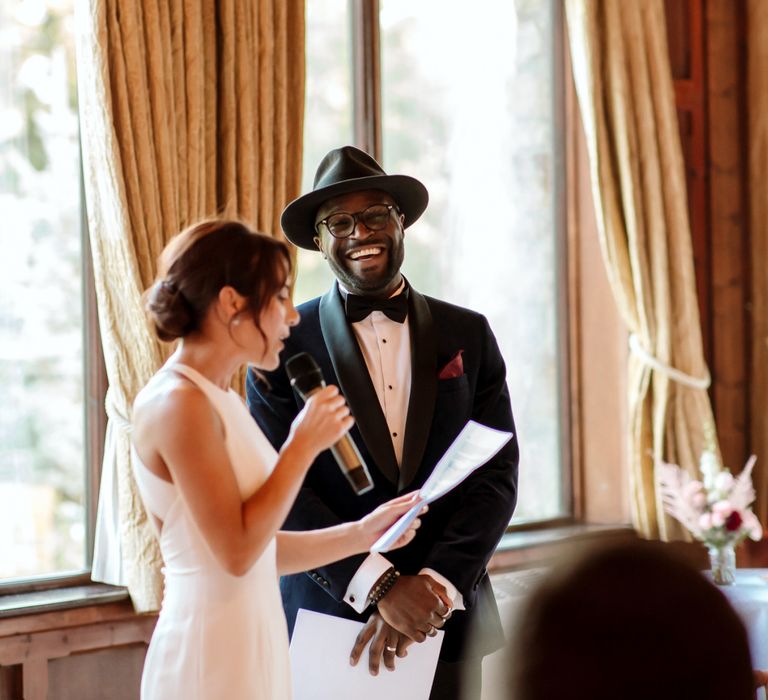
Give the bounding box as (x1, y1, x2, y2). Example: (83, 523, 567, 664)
(75, 0, 305, 611)
(565, 0, 716, 538)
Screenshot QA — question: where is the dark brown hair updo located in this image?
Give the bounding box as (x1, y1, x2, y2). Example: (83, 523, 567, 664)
(145, 220, 292, 342)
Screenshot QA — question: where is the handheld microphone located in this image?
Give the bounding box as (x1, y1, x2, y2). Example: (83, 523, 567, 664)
(285, 352, 374, 495)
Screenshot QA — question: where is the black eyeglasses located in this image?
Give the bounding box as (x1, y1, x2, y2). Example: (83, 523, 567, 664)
(315, 204, 399, 239)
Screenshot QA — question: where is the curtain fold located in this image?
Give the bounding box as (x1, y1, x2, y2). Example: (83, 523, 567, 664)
(565, 0, 716, 539)
(75, 0, 305, 611)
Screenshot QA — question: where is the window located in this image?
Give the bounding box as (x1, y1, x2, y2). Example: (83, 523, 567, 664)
(296, 0, 354, 296)
(0, 0, 99, 585)
(300, 1, 568, 524)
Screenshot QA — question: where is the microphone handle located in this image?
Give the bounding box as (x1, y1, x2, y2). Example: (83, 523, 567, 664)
(330, 440, 374, 495)
(301, 385, 374, 495)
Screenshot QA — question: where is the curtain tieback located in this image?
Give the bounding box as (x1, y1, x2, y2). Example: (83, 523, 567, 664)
(105, 386, 133, 433)
(629, 334, 711, 390)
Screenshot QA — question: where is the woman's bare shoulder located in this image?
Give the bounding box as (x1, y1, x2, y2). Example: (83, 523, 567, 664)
(132, 369, 229, 487)
(133, 370, 218, 443)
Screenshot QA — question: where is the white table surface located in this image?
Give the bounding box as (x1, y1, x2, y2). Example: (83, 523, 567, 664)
(710, 568, 768, 700)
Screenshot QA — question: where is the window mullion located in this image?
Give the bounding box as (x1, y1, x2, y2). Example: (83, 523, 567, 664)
(351, 0, 382, 160)
(80, 162, 107, 571)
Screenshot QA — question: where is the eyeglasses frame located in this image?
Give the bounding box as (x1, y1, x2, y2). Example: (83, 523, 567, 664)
(315, 203, 400, 239)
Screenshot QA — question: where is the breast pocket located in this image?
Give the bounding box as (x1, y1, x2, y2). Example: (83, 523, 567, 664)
(436, 374, 469, 395)
(434, 375, 471, 434)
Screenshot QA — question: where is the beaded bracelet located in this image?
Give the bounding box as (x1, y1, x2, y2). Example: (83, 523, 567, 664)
(367, 567, 400, 607)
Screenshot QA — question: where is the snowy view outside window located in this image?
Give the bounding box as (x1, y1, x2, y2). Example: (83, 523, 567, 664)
(0, 0, 561, 583)
(298, 1, 565, 522)
(0, 0, 86, 581)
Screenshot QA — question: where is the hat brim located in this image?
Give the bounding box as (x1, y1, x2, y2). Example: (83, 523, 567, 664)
(281, 174, 429, 250)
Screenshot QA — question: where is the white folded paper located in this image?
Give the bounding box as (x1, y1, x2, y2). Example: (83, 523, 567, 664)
(290, 609, 444, 700)
(371, 420, 513, 553)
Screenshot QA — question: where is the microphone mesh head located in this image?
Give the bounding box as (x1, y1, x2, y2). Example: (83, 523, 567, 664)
(285, 352, 324, 396)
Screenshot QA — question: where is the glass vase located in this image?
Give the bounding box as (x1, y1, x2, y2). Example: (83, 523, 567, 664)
(708, 542, 736, 586)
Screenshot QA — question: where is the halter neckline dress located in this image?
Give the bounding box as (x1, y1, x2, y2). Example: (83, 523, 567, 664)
(132, 362, 291, 699)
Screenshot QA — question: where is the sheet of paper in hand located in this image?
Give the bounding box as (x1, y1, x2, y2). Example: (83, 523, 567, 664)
(290, 609, 444, 700)
(371, 420, 513, 553)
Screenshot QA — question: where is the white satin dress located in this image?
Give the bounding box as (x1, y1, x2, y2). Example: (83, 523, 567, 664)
(132, 363, 291, 699)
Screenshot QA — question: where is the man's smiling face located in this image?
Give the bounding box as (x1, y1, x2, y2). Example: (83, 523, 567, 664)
(313, 189, 405, 297)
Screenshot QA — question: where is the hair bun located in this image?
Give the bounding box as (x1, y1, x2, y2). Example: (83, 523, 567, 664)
(144, 219, 291, 344)
(145, 278, 195, 341)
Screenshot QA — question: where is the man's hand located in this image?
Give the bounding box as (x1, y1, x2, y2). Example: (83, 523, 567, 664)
(349, 613, 414, 675)
(376, 574, 453, 642)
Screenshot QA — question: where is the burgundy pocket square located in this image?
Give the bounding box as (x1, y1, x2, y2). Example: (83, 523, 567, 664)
(438, 350, 464, 380)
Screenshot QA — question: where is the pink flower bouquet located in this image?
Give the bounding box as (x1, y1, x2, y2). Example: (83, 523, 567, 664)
(658, 451, 762, 549)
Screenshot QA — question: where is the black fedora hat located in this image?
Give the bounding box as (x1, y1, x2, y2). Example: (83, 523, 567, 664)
(281, 145, 429, 250)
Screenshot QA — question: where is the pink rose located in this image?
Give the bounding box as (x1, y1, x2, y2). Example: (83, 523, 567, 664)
(698, 513, 713, 531)
(712, 500, 733, 517)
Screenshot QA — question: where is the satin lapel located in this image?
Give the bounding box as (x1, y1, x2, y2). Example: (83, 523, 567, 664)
(318, 287, 400, 485)
(399, 289, 437, 490)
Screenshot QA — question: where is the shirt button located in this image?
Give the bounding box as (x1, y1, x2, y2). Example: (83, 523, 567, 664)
(349, 595, 356, 603)
(382, 339, 387, 343)
(388, 385, 393, 390)
(392, 432, 398, 437)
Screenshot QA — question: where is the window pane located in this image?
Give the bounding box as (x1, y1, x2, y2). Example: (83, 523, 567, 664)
(380, 0, 565, 521)
(295, 0, 352, 303)
(0, 0, 86, 579)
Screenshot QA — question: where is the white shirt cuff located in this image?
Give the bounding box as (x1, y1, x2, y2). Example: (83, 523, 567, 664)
(419, 568, 465, 611)
(343, 553, 392, 613)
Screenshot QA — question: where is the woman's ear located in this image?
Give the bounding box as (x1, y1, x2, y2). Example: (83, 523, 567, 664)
(217, 285, 246, 321)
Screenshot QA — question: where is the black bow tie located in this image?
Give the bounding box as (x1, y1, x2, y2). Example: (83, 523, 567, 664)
(345, 292, 409, 323)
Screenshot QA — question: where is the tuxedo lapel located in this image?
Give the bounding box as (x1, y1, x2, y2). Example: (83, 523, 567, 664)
(399, 288, 437, 490)
(318, 286, 400, 485)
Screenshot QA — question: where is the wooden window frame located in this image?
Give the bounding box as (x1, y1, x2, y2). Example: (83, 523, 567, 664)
(0, 171, 108, 596)
(346, 0, 629, 531)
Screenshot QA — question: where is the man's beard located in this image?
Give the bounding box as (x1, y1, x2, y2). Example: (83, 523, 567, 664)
(328, 240, 405, 295)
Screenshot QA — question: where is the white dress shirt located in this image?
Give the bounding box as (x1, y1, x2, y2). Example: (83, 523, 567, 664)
(338, 282, 464, 613)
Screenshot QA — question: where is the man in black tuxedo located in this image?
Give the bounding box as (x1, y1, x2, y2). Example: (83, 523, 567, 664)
(246, 146, 518, 699)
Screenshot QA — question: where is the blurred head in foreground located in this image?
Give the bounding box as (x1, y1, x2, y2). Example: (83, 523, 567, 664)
(507, 540, 754, 700)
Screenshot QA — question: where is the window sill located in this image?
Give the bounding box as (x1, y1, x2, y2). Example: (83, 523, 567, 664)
(0, 583, 130, 621)
(489, 522, 637, 572)
(0, 525, 635, 624)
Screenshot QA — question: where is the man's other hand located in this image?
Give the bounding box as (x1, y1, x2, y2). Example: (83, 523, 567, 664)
(349, 613, 413, 675)
(376, 574, 452, 642)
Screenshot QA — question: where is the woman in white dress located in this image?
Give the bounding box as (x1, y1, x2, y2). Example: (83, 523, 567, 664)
(131, 220, 422, 699)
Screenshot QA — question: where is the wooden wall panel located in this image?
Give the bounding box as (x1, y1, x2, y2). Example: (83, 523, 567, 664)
(48, 645, 146, 700)
(664, 0, 768, 564)
(0, 603, 155, 700)
(705, 0, 750, 475)
(747, 0, 768, 526)
(666, 0, 753, 479)
(0, 665, 21, 700)
(666, 0, 711, 363)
